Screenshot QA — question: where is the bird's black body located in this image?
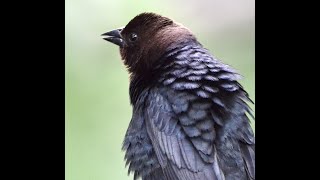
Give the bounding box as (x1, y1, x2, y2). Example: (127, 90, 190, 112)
(102, 13, 255, 180)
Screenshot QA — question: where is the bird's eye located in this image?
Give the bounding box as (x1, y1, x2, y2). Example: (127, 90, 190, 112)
(129, 33, 138, 42)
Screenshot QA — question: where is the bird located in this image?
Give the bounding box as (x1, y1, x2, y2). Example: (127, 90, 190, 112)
(101, 12, 255, 180)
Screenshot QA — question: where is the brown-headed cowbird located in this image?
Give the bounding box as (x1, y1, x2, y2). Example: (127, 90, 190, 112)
(102, 12, 255, 180)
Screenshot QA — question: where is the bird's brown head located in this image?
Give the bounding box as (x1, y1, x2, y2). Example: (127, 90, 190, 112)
(102, 12, 197, 73)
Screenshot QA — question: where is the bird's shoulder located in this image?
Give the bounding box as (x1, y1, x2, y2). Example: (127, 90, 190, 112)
(158, 43, 243, 94)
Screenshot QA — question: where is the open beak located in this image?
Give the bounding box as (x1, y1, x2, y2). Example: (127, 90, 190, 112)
(101, 28, 124, 48)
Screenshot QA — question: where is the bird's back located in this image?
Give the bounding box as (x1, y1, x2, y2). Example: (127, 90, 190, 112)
(123, 42, 255, 180)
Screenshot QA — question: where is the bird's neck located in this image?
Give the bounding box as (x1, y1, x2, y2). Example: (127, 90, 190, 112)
(129, 72, 154, 106)
(128, 40, 202, 105)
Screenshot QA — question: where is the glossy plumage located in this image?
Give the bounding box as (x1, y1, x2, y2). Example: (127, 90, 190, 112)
(103, 12, 255, 180)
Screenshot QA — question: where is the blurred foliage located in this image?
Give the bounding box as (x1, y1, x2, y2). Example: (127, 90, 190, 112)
(66, 0, 254, 180)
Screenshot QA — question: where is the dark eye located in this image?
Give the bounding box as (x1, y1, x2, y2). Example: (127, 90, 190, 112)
(129, 33, 138, 42)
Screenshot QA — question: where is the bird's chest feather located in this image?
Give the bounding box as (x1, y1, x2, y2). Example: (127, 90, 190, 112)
(122, 90, 161, 178)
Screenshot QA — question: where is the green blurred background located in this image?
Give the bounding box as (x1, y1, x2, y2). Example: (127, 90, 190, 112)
(65, 0, 255, 180)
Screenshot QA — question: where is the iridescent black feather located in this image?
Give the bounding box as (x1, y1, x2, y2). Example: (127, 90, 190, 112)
(104, 12, 255, 180)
